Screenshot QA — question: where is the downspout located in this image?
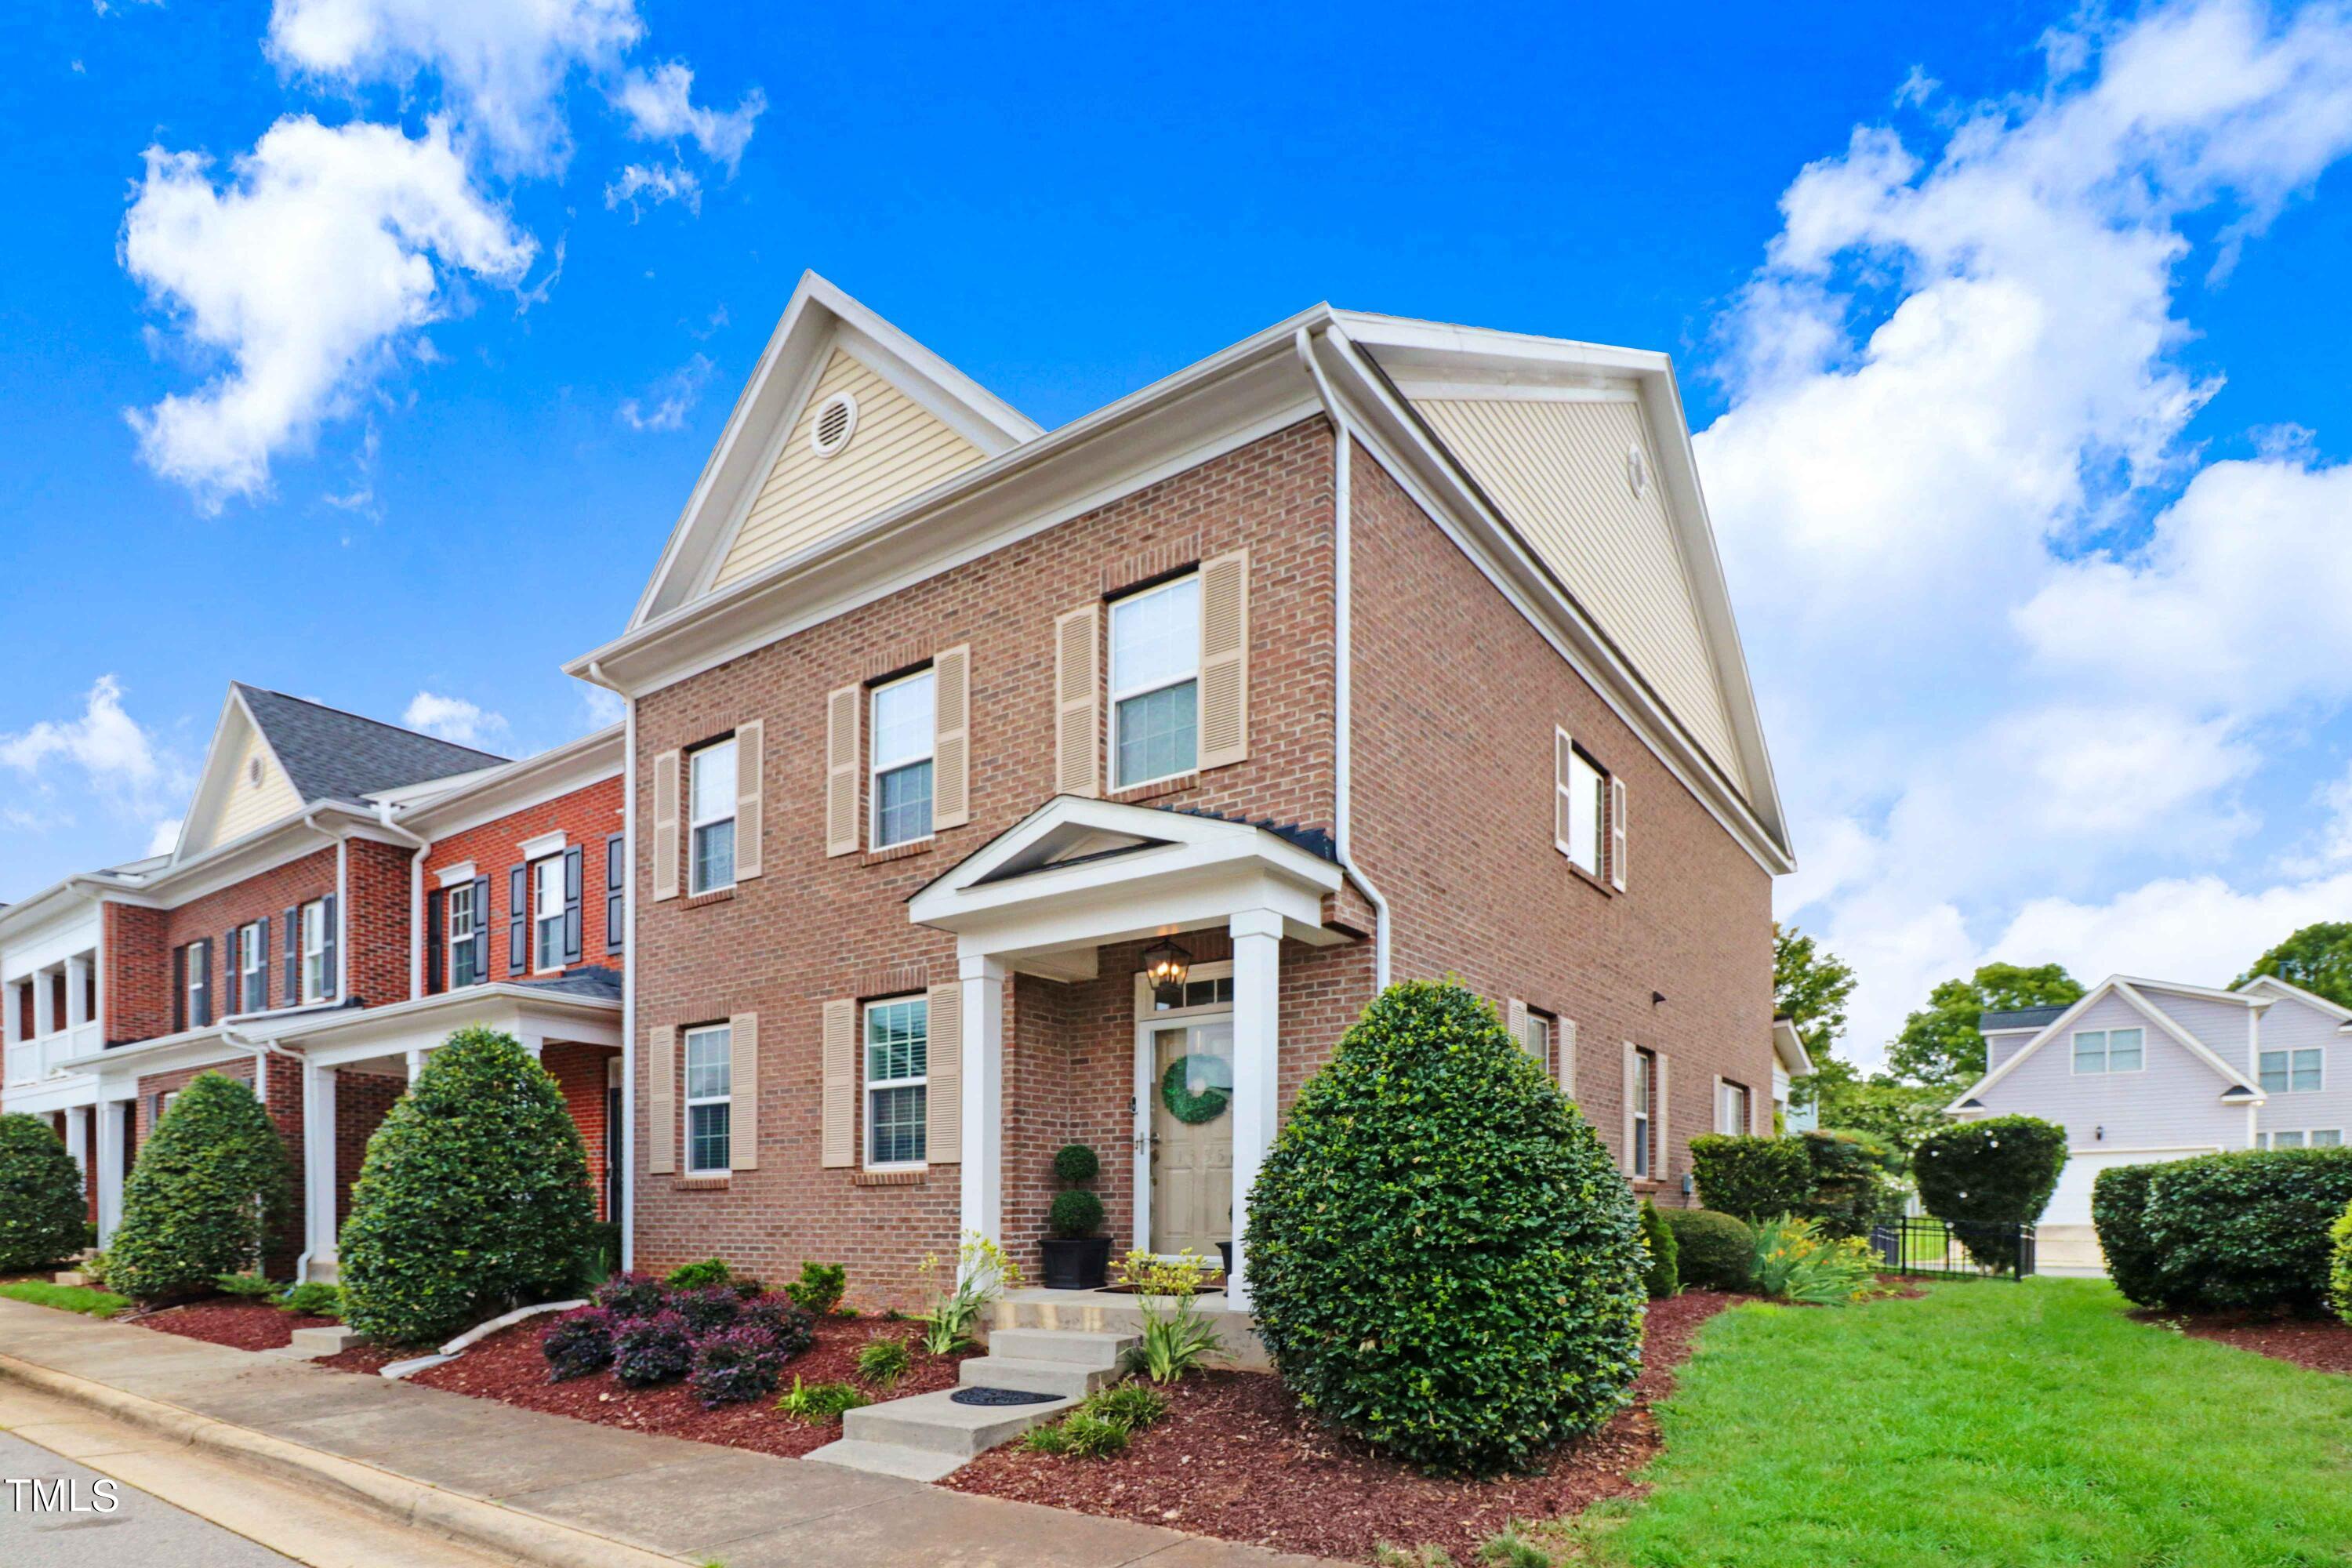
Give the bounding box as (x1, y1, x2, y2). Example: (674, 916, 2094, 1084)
(1294, 326, 1392, 989)
(591, 658, 637, 1271)
(221, 1024, 310, 1277)
(372, 802, 431, 1002)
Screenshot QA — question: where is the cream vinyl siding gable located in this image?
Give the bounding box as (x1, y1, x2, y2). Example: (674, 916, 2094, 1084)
(712, 349, 985, 590)
(1413, 394, 1748, 797)
(193, 719, 300, 854)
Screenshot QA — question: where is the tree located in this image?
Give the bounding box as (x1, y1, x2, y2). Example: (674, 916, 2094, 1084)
(1882, 962, 2084, 1087)
(1775, 924, 1857, 1111)
(106, 1073, 294, 1302)
(2238, 923, 2352, 1011)
(1814, 1077, 1948, 1160)
(0, 1114, 90, 1272)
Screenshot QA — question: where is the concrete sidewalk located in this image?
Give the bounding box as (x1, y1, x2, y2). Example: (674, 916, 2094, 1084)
(0, 1300, 1334, 1568)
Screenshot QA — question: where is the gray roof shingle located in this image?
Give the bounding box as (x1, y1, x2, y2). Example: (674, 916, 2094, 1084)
(1978, 1004, 2071, 1033)
(236, 684, 508, 804)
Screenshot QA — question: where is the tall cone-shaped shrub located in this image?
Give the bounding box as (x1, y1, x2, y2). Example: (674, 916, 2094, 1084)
(106, 1073, 292, 1301)
(340, 1028, 593, 1345)
(0, 1113, 92, 1271)
(1243, 980, 1644, 1476)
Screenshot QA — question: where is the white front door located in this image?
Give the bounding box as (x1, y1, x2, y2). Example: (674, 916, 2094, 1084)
(1137, 1016, 1235, 1259)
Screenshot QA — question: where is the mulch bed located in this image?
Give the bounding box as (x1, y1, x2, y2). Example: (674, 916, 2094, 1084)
(946, 1289, 1740, 1563)
(2142, 1308, 2352, 1375)
(325, 1311, 974, 1457)
(134, 1299, 339, 1351)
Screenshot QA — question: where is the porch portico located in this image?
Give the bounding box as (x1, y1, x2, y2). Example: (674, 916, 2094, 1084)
(908, 797, 1349, 1309)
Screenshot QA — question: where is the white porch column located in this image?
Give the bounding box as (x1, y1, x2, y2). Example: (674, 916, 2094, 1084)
(303, 1061, 339, 1265)
(63, 1105, 89, 1177)
(406, 1048, 425, 1083)
(3, 980, 20, 1051)
(958, 953, 1006, 1246)
(33, 966, 56, 1039)
(95, 1098, 129, 1243)
(64, 954, 89, 1029)
(1227, 908, 1283, 1312)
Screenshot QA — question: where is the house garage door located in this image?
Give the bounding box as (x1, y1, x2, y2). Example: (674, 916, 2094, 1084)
(2045, 1146, 2216, 1226)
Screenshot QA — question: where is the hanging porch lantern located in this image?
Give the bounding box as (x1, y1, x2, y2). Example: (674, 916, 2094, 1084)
(1142, 938, 1192, 1007)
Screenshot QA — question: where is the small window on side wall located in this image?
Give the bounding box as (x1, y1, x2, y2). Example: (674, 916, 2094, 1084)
(1631, 1047, 1655, 1178)
(689, 739, 739, 892)
(684, 1023, 732, 1174)
(1553, 729, 1609, 879)
(1716, 1079, 1751, 1136)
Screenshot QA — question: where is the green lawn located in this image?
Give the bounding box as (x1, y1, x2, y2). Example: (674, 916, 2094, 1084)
(1582, 1278, 2352, 1568)
(0, 1280, 129, 1318)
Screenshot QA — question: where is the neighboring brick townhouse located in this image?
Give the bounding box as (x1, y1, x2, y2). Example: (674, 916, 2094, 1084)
(0, 687, 627, 1278)
(568, 274, 1798, 1305)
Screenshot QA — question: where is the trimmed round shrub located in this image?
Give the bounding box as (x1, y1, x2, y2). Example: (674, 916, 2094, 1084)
(691, 1326, 787, 1407)
(1053, 1143, 1100, 1185)
(783, 1261, 846, 1316)
(542, 1307, 617, 1381)
(1660, 1208, 1755, 1291)
(1639, 1200, 1679, 1299)
(612, 1310, 692, 1387)
(738, 1293, 816, 1356)
(1798, 1130, 1904, 1239)
(1244, 980, 1643, 1477)
(666, 1258, 731, 1289)
(592, 1271, 670, 1319)
(339, 1028, 594, 1346)
(107, 1073, 293, 1302)
(1048, 1188, 1105, 1239)
(2144, 1147, 2352, 1312)
(1687, 1135, 1810, 1222)
(2332, 1201, 2352, 1327)
(1914, 1116, 2067, 1267)
(0, 1113, 90, 1272)
(673, 1283, 742, 1335)
(2090, 1161, 2167, 1308)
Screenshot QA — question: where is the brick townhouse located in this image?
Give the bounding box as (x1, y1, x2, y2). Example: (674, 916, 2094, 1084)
(0, 686, 627, 1279)
(569, 274, 1798, 1305)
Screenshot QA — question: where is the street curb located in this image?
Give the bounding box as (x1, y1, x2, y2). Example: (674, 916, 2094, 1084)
(0, 1352, 689, 1568)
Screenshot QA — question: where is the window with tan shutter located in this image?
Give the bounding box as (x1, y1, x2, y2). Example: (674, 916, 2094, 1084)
(932, 644, 971, 829)
(652, 750, 681, 899)
(825, 686, 862, 855)
(1054, 605, 1100, 797)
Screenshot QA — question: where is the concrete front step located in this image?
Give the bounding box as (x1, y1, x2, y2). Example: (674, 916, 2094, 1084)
(802, 1438, 971, 1483)
(285, 1325, 363, 1358)
(840, 1386, 1078, 1457)
(957, 1355, 1115, 1399)
(51, 1272, 91, 1287)
(983, 1326, 1137, 1366)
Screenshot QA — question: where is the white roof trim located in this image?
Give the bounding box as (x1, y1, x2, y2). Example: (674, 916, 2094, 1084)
(1772, 1016, 1813, 1076)
(1945, 976, 2263, 1114)
(171, 685, 296, 868)
(2234, 971, 2352, 1022)
(2112, 973, 2272, 1010)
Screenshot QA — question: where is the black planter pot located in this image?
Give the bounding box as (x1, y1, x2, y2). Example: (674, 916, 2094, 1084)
(1039, 1236, 1112, 1290)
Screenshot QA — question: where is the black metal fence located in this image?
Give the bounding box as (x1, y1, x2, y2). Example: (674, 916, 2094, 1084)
(1868, 1214, 2037, 1280)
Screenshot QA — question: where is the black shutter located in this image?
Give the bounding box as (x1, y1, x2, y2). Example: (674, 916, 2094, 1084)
(605, 833, 626, 956)
(508, 865, 528, 975)
(282, 908, 299, 1001)
(471, 874, 491, 982)
(426, 888, 444, 994)
(321, 896, 338, 1000)
(223, 927, 240, 1014)
(561, 846, 584, 966)
(254, 920, 270, 1011)
(172, 946, 187, 1033)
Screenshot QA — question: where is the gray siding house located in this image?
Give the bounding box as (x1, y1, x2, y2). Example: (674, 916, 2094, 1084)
(1950, 974, 2350, 1227)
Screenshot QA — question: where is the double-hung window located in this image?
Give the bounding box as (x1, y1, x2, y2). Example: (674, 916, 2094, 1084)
(865, 996, 928, 1168)
(2072, 1027, 2144, 1074)
(184, 942, 209, 1029)
(1109, 574, 1200, 789)
(2259, 1129, 2342, 1149)
(532, 857, 565, 972)
(447, 884, 478, 988)
(1632, 1047, 1655, 1178)
(238, 921, 263, 1012)
(689, 739, 738, 893)
(299, 901, 328, 1003)
(1557, 735, 1606, 877)
(2259, 1047, 2324, 1094)
(683, 1023, 731, 1174)
(870, 670, 935, 849)
(1717, 1079, 1751, 1136)
(1520, 1010, 1553, 1070)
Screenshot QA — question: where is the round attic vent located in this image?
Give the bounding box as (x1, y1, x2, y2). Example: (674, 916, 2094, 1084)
(810, 391, 858, 457)
(1627, 444, 1651, 499)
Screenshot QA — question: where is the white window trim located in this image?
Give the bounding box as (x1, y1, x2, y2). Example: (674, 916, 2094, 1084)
(1134, 958, 1238, 1021)
(1715, 1076, 1751, 1137)
(299, 901, 328, 1004)
(447, 884, 478, 987)
(434, 860, 477, 889)
(1107, 572, 1202, 793)
(238, 921, 263, 1009)
(869, 668, 938, 851)
(517, 832, 566, 862)
(862, 995, 930, 1172)
(688, 739, 739, 895)
(1521, 1008, 1553, 1070)
(682, 1023, 733, 1177)
(2258, 1046, 2325, 1094)
(1632, 1047, 1654, 1178)
(2070, 1026, 2146, 1076)
(2259, 1129, 2343, 1149)
(186, 943, 207, 1022)
(532, 856, 565, 975)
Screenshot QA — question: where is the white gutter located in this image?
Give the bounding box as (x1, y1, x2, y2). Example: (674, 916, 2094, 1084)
(1294, 326, 1392, 990)
(372, 803, 431, 1001)
(590, 658, 637, 1271)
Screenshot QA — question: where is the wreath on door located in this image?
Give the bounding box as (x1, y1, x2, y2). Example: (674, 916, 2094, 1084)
(1160, 1055, 1230, 1124)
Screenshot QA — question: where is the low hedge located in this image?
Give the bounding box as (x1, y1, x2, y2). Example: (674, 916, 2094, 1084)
(1660, 1208, 1754, 1291)
(0, 1113, 90, 1272)
(1799, 1130, 1904, 1239)
(1688, 1135, 1811, 1222)
(2089, 1161, 2166, 1307)
(2331, 1202, 2352, 1327)
(2144, 1147, 2352, 1312)
(106, 1073, 293, 1302)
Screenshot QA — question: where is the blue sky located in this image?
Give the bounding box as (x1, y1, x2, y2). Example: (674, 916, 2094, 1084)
(5, 0, 2350, 1065)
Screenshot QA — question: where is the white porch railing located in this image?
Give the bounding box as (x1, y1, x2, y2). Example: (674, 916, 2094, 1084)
(3, 1039, 34, 1087)
(5, 1022, 99, 1086)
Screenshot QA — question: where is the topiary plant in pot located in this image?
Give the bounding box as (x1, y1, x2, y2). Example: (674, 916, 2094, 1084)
(1040, 1142, 1109, 1289)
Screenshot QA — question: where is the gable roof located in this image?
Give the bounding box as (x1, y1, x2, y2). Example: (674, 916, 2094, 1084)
(1946, 975, 2265, 1115)
(2234, 971, 2352, 1025)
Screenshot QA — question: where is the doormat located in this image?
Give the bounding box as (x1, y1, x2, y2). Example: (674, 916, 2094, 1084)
(951, 1387, 1062, 1406)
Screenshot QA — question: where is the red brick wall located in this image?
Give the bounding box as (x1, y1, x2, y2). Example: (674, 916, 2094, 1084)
(543, 1043, 619, 1221)
(344, 839, 413, 1007)
(133, 1052, 307, 1273)
(421, 777, 626, 989)
(1347, 441, 1776, 1204)
(148, 848, 337, 1029)
(103, 902, 171, 1044)
(630, 422, 1341, 1302)
(333, 1071, 406, 1229)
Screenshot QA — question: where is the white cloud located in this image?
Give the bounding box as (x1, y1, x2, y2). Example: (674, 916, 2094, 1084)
(579, 684, 626, 729)
(618, 353, 713, 431)
(147, 818, 182, 857)
(604, 161, 699, 218)
(0, 677, 189, 843)
(1719, 0, 2352, 1068)
(267, 0, 645, 174)
(401, 691, 507, 745)
(613, 61, 764, 174)
(121, 116, 535, 510)
(1994, 870, 2352, 991)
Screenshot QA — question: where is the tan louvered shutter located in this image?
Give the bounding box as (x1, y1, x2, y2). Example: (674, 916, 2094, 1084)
(821, 999, 855, 1167)
(925, 979, 961, 1164)
(932, 644, 971, 829)
(1610, 776, 1628, 891)
(652, 750, 681, 901)
(1506, 997, 1530, 1059)
(1559, 1018, 1578, 1094)
(648, 1025, 677, 1174)
(825, 685, 861, 857)
(1621, 1040, 1639, 1176)
(728, 1012, 759, 1170)
(1554, 729, 1574, 856)
(1196, 549, 1250, 771)
(1054, 605, 1099, 797)
(735, 721, 764, 880)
